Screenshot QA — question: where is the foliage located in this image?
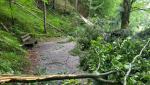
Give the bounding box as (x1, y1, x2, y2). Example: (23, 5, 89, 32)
(0, 0, 75, 37)
(130, 0, 150, 34)
(0, 30, 28, 74)
(0, 31, 26, 53)
(79, 0, 121, 18)
(0, 52, 29, 74)
(80, 36, 150, 84)
(75, 26, 101, 50)
(62, 79, 80, 85)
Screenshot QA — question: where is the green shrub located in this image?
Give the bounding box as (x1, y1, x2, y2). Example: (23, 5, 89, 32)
(80, 36, 150, 84)
(76, 26, 101, 50)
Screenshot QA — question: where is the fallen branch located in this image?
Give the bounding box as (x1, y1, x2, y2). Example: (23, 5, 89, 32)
(0, 71, 117, 84)
(79, 15, 94, 26)
(123, 39, 150, 85)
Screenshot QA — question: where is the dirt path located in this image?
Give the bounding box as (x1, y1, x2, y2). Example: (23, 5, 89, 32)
(33, 38, 81, 75)
(27, 38, 87, 85)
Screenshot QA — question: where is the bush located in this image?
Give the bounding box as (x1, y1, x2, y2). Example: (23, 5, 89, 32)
(76, 26, 101, 50)
(80, 36, 150, 84)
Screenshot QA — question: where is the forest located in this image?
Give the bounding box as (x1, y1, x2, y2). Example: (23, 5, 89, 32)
(0, 0, 150, 85)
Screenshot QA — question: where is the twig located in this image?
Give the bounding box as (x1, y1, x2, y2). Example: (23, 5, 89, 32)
(0, 71, 116, 84)
(96, 56, 101, 71)
(95, 49, 101, 71)
(0, 23, 9, 32)
(123, 40, 150, 85)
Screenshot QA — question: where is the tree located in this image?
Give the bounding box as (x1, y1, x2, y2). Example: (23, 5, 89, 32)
(52, 0, 55, 9)
(42, 0, 47, 33)
(75, 0, 78, 11)
(121, 0, 137, 29)
(64, 0, 67, 13)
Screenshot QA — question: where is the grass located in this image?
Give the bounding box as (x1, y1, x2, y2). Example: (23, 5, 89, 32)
(0, 30, 28, 74)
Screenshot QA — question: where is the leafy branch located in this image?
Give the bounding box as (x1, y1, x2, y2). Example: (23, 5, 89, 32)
(123, 39, 150, 85)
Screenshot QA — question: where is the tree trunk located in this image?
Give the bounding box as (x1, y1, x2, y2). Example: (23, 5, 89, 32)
(89, 0, 92, 17)
(0, 71, 118, 84)
(121, 0, 131, 29)
(52, 0, 55, 9)
(43, 2, 47, 33)
(64, 0, 67, 13)
(75, 0, 78, 11)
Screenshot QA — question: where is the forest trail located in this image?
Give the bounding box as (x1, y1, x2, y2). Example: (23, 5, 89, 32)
(28, 38, 82, 75)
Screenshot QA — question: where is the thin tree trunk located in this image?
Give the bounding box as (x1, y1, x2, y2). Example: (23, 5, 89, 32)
(52, 0, 55, 9)
(64, 0, 67, 13)
(121, 0, 131, 29)
(43, 2, 47, 33)
(89, 0, 92, 17)
(75, 0, 78, 11)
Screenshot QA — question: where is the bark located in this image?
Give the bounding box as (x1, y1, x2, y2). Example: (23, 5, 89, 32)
(64, 0, 67, 13)
(75, 0, 78, 11)
(0, 71, 118, 84)
(52, 0, 55, 9)
(43, 2, 47, 33)
(121, 0, 131, 29)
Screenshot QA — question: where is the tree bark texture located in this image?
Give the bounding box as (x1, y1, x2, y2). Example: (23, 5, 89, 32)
(0, 71, 119, 84)
(43, 2, 47, 33)
(121, 0, 131, 29)
(52, 0, 55, 9)
(75, 0, 78, 11)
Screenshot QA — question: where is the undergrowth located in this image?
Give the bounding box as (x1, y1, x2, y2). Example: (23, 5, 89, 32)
(79, 36, 150, 84)
(0, 30, 28, 74)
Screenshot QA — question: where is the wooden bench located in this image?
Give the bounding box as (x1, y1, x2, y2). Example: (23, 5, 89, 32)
(21, 33, 37, 48)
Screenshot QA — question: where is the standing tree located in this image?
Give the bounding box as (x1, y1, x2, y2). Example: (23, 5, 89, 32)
(75, 0, 78, 11)
(121, 0, 136, 29)
(64, 0, 67, 13)
(42, 0, 47, 33)
(52, 0, 55, 9)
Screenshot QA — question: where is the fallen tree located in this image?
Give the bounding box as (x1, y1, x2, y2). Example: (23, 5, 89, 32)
(0, 71, 119, 84)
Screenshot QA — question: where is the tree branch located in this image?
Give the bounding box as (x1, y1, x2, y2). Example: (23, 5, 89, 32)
(123, 39, 150, 85)
(0, 71, 117, 84)
(131, 7, 150, 12)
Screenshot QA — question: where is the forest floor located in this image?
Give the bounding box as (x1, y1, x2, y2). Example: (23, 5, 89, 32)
(27, 38, 85, 84)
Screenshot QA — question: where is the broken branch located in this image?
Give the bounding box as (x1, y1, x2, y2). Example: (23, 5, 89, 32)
(0, 71, 117, 84)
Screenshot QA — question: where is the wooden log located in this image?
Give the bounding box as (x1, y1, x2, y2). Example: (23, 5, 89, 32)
(0, 71, 118, 84)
